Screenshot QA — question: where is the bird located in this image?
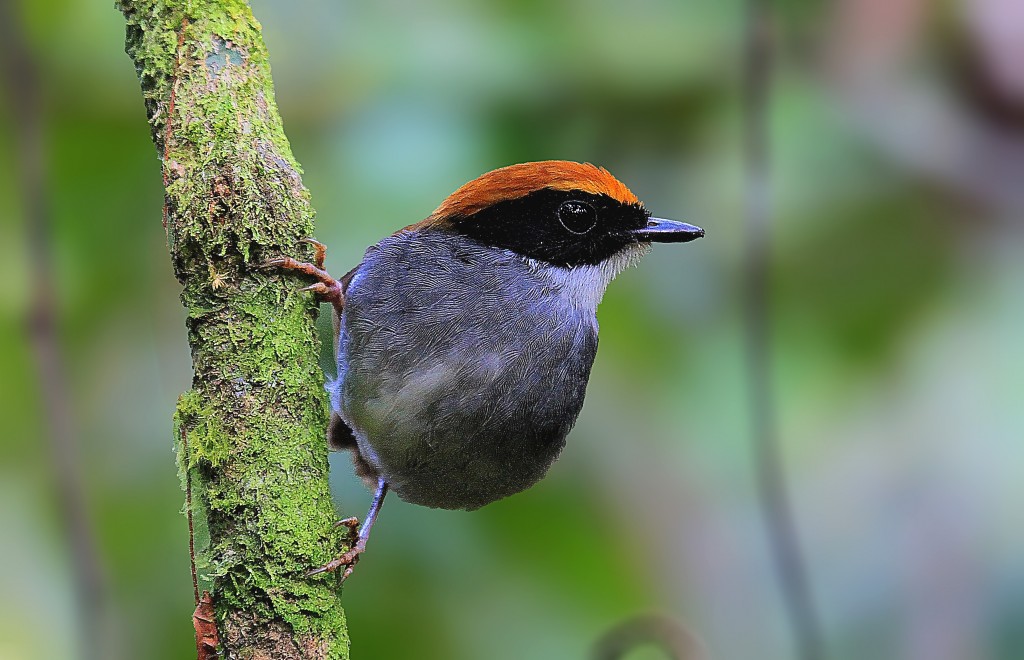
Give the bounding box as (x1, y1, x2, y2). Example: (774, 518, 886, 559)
(265, 160, 703, 580)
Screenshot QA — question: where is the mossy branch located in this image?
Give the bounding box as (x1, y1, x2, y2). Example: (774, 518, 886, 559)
(117, 1, 349, 657)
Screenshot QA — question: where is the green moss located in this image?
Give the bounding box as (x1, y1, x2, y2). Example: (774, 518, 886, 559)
(120, 0, 349, 656)
(175, 389, 232, 467)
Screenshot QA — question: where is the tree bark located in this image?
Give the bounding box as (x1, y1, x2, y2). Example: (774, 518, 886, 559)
(117, 1, 349, 657)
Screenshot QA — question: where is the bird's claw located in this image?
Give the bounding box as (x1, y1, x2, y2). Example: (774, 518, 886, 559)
(334, 516, 360, 545)
(298, 237, 327, 270)
(334, 516, 360, 530)
(299, 282, 333, 297)
(261, 239, 343, 313)
(304, 517, 364, 581)
(306, 543, 366, 583)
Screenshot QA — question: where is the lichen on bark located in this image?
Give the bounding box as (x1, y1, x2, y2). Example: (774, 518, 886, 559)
(117, 1, 349, 657)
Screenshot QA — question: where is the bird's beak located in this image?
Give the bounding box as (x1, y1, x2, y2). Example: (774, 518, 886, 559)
(631, 218, 705, 243)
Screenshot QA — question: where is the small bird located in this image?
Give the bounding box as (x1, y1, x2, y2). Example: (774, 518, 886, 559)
(267, 161, 703, 579)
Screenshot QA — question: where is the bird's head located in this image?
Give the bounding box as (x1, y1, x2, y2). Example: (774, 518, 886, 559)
(408, 161, 703, 305)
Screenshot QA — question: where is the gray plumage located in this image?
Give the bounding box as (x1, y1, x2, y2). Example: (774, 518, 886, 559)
(328, 230, 601, 510)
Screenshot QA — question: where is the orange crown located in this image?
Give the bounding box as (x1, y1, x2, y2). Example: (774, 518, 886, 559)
(414, 161, 640, 228)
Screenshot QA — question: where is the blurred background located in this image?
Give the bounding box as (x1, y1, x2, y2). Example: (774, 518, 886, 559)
(2, 0, 1023, 658)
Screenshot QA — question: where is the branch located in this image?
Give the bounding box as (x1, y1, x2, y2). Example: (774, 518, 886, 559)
(117, 1, 349, 657)
(741, 2, 826, 659)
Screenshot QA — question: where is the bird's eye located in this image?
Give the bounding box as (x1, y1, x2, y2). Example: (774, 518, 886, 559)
(557, 200, 598, 235)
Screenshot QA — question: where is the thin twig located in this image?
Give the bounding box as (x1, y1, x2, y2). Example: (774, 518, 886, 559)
(0, 7, 108, 660)
(592, 614, 707, 660)
(181, 427, 201, 605)
(741, 2, 827, 660)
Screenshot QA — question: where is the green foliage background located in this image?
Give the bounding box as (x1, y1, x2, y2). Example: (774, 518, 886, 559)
(2, 0, 1023, 658)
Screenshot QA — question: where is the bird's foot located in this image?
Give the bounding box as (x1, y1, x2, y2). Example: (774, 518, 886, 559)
(306, 540, 368, 582)
(306, 477, 389, 583)
(261, 238, 343, 313)
(305, 518, 361, 580)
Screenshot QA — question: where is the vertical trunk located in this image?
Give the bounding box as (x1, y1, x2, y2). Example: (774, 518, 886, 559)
(117, 1, 348, 657)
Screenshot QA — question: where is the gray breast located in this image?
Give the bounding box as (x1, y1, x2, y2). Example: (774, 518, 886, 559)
(333, 230, 598, 510)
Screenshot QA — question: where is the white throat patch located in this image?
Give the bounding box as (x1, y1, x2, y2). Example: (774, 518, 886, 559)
(525, 242, 651, 310)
